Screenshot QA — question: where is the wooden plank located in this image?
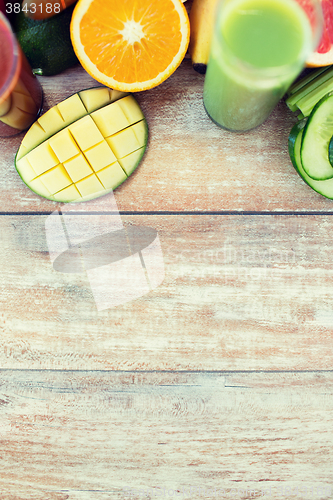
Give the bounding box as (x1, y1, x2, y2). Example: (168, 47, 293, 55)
(1, 213, 333, 370)
(1, 62, 333, 213)
(0, 371, 332, 499)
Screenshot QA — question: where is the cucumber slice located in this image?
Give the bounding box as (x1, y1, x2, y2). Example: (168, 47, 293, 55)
(289, 118, 333, 199)
(288, 118, 307, 174)
(301, 92, 333, 180)
(329, 136, 333, 167)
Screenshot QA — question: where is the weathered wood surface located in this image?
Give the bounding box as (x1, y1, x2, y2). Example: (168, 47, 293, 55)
(1, 22, 333, 497)
(0, 371, 332, 500)
(1, 61, 333, 213)
(1, 213, 333, 371)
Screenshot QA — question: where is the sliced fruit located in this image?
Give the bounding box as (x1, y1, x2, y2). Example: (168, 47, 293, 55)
(15, 87, 148, 203)
(304, 0, 333, 67)
(0, 77, 38, 130)
(300, 91, 333, 180)
(0, 16, 40, 132)
(79, 87, 113, 112)
(0, 95, 12, 117)
(70, 0, 190, 92)
(289, 117, 333, 198)
(12, 3, 78, 76)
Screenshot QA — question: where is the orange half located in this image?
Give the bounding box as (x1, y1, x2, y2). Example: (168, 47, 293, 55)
(70, 0, 190, 91)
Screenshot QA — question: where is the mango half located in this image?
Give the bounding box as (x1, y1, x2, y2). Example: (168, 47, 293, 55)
(15, 87, 148, 202)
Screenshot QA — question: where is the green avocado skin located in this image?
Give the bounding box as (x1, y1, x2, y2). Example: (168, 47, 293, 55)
(11, 3, 78, 76)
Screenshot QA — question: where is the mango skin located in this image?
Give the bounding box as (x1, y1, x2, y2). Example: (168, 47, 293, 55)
(15, 87, 148, 203)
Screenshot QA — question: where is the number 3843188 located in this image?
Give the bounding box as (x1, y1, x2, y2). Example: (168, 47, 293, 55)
(6, 2, 62, 14)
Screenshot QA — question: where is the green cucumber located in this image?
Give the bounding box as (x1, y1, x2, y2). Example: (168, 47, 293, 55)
(301, 92, 333, 180)
(288, 118, 307, 173)
(329, 136, 333, 166)
(288, 118, 333, 199)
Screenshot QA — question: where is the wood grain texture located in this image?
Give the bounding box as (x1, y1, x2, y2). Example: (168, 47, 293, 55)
(1, 5, 331, 497)
(1, 62, 333, 213)
(0, 371, 332, 500)
(1, 213, 333, 370)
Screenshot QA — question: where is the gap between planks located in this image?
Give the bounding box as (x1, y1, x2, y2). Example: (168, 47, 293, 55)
(3, 211, 333, 216)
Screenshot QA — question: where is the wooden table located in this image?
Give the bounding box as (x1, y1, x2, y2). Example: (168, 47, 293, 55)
(1, 57, 333, 499)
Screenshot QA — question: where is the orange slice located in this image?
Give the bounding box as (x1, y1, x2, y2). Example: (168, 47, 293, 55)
(70, 0, 190, 92)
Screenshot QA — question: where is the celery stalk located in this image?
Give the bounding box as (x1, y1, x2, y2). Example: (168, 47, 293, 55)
(286, 65, 333, 112)
(287, 67, 328, 96)
(296, 77, 333, 116)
